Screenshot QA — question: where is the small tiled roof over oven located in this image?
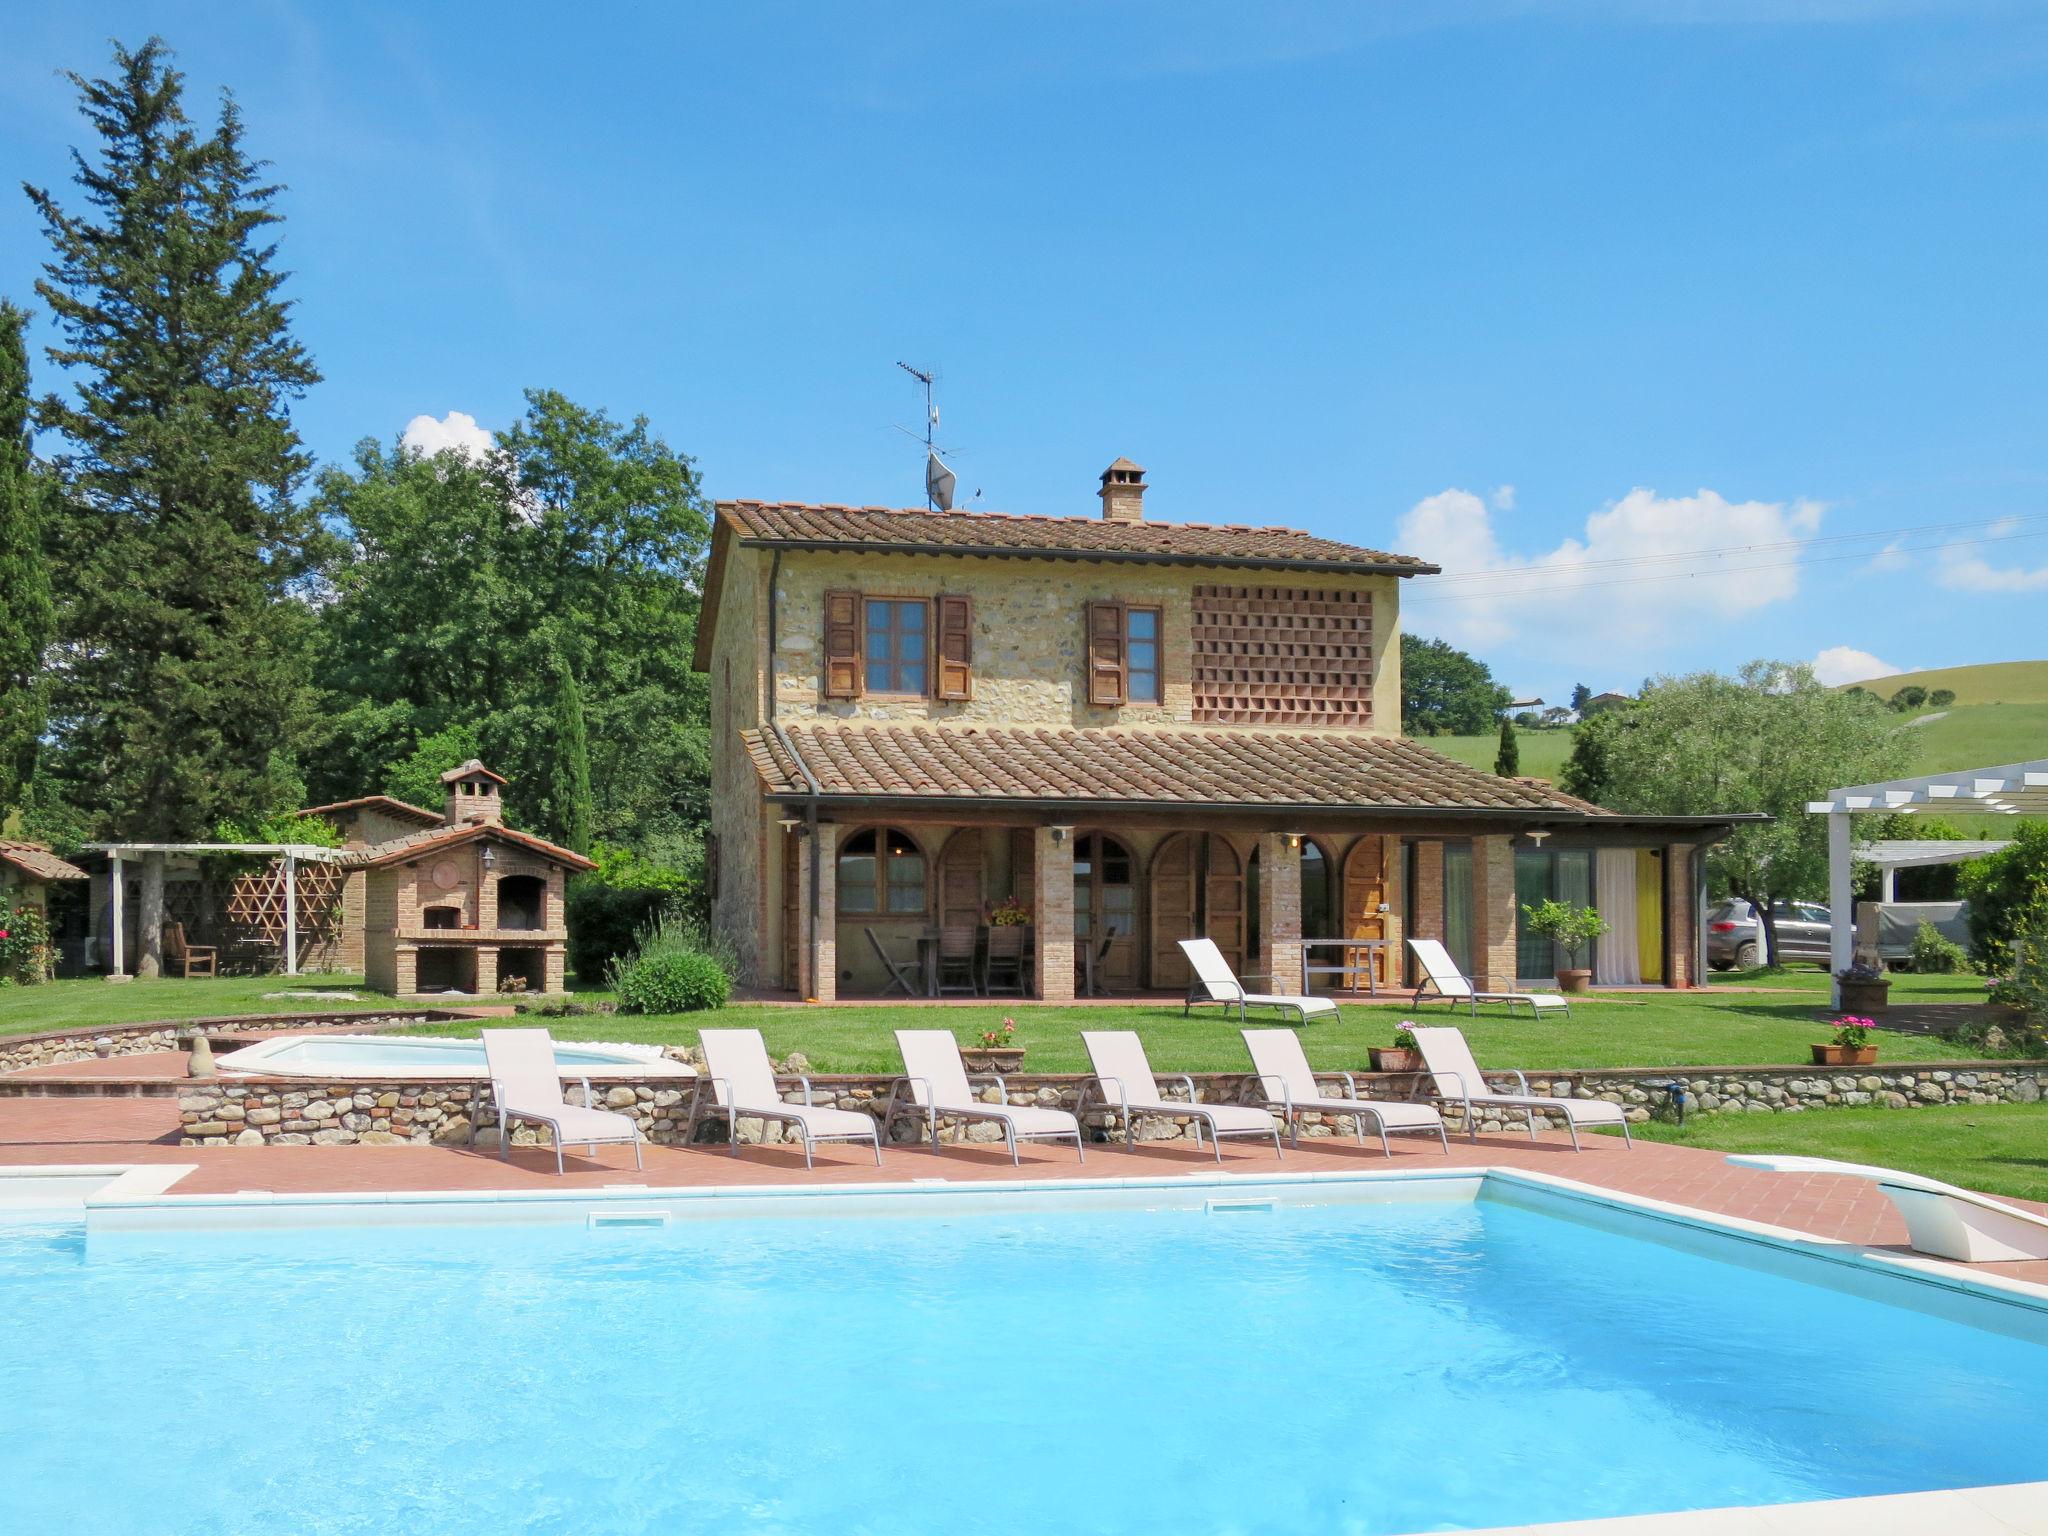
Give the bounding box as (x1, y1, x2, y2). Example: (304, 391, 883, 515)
(0, 839, 88, 882)
(743, 724, 1607, 815)
(344, 822, 595, 872)
(714, 502, 1439, 576)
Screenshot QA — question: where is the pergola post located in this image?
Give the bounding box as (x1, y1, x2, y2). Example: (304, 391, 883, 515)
(284, 852, 299, 977)
(107, 853, 125, 980)
(1827, 809, 1853, 1008)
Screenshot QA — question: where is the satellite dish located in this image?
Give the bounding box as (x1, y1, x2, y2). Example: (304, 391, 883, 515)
(926, 450, 957, 511)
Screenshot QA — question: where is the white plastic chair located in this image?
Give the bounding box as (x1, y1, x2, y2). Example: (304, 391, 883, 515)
(1408, 1025, 1629, 1150)
(1079, 1030, 1282, 1160)
(1241, 1028, 1448, 1155)
(1407, 937, 1570, 1017)
(883, 1029, 1084, 1165)
(480, 1028, 644, 1175)
(1178, 938, 1339, 1026)
(692, 1028, 882, 1168)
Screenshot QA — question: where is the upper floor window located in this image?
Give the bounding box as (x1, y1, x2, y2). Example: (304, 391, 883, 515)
(864, 599, 928, 695)
(1085, 601, 1164, 706)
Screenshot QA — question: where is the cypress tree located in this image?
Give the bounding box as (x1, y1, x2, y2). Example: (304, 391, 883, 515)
(0, 300, 53, 813)
(547, 656, 593, 854)
(25, 38, 322, 838)
(1494, 715, 1521, 777)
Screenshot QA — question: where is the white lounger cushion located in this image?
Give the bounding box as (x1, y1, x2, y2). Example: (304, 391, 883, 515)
(699, 1028, 876, 1138)
(1408, 938, 1569, 1011)
(1082, 1030, 1276, 1135)
(894, 1029, 1081, 1135)
(481, 1029, 643, 1148)
(1241, 1029, 1446, 1130)
(1180, 938, 1340, 1017)
(1408, 1026, 1625, 1125)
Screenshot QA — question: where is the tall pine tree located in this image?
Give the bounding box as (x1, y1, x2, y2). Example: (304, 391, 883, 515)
(26, 38, 323, 838)
(1493, 715, 1521, 777)
(0, 300, 53, 815)
(546, 655, 594, 855)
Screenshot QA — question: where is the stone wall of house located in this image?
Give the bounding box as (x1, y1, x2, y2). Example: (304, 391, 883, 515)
(181, 1057, 2048, 1148)
(766, 550, 1406, 736)
(709, 540, 772, 986)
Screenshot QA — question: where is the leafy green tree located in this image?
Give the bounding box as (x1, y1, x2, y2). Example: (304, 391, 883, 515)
(1888, 684, 1928, 712)
(1927, 688, 1956, 709)
(1494, 715, 1520, 777)
(0, 299, 52, 814)
(26, 39, 323, 838)
(1569, 682, 1592, 714)
(1958, 825, 2048, 970)
(1401, 635, 1512, 737)
(1559, 706, 1627, 805)
(312, 389, 711, 849)
(1588, 661, 1911, 964)
(544, 653, 593, 854)
(382, 723, 483, 817)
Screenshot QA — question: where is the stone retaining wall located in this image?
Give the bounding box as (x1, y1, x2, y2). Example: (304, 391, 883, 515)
(0, 1008, 488, 1076)
(177, 1059, 2048, 1148)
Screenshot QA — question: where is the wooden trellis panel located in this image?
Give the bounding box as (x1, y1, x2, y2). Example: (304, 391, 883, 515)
(1191, 585, 1374, 727)
(224, 861, 347, 951)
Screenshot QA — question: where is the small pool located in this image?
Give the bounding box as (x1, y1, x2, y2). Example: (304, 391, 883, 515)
(9, 1177, 2046, 1533)
(214, 1034, 695, 1079)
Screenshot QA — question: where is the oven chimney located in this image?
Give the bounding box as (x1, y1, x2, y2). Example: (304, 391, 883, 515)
(440, 760, 507, 826)
(1099, 458, 1147, 522)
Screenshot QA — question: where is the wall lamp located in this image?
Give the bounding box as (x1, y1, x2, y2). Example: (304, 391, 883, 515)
(1048, 825, 1073, 846)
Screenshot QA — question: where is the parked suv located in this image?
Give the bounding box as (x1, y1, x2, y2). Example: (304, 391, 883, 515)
(1704, 897, 1832, 971)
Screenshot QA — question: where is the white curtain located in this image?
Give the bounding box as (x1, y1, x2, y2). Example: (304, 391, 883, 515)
(1595, 849, 1639, 985)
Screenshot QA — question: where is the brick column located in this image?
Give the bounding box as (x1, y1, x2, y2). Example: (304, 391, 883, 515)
(474, 947, 499, 995)
(1259, 832, 1303, 995)
(393, 944, 418, 996)
(797, 823, 839, 1003)
(1033, 827, 1076, 1003)
(1471, 835, 1519, 994)
(1412, 841, 1444, 942)
(1664, 843, 1697, 988)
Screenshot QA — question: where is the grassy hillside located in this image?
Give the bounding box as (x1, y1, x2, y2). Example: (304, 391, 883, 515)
(1422, 660, 2048, 787)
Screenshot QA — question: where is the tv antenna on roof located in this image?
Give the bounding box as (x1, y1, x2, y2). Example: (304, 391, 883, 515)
(895, 360, 957, 511)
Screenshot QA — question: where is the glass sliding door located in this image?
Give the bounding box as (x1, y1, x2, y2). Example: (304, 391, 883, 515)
(1442, 843, 1474, 977)
(1514, 847, 1596, 984)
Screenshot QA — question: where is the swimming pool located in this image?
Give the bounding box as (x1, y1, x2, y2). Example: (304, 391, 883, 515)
(5, 1178, 2045, 1534)
(213, 1033, 695, 1079)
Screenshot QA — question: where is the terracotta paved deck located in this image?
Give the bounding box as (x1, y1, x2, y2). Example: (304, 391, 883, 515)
(3, 1091, 2042, 1286)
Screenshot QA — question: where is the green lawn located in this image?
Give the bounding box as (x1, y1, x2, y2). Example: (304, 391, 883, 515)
(0, 974, 377, 1035)
(1423, 727, 1574, 780)
(391, 967, 1994, 1075)
(1634, 1103, 2048, 1204)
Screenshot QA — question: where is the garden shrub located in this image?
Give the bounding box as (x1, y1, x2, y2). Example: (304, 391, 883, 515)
(608, 912, 732, 1014)
(1907, 920, 1969, 975)
(0, 905, 54, 986)
(1958, 824, 2048, 970)
(567, 841, 695, 985)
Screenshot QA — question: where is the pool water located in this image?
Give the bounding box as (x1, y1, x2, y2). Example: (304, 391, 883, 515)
(3, 1191, 2044, 1535)
(216, 1034, 681, 1075)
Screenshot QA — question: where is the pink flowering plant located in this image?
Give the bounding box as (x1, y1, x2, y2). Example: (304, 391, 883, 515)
(978, 1018, 1018, 1050)
(0, 905, 54, 986)
(1828, 1015, 1879, 1050)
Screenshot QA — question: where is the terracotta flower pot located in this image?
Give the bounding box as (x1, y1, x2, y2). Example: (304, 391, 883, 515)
(962, 1046, 1025, 1074)
(1810, 1043, 1878, 1067)
(1370, 1047, 1422, 1073)
(1557, 969, 1592, 995)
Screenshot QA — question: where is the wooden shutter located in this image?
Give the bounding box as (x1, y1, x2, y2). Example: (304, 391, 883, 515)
(823, 590, 862, 699)
(1086, 600, 1127, 705)
(1149, 832, 1198, 988)
(936, 828, 984, 927)
(935, 594, 973, 701)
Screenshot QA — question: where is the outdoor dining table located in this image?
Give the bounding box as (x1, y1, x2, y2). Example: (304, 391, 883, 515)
(1299, 937, 1391, 996)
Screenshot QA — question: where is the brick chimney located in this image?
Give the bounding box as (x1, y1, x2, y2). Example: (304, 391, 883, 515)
(1099, 458, 1147, 522)
(440, 759, 507, 826)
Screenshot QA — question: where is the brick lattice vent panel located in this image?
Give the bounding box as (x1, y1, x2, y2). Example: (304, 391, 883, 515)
(1192, 585, 1373, 726)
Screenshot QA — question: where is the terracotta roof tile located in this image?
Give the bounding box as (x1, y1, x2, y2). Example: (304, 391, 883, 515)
(298, 795, 443, 826)
(0, 840, 88, 882)
(347, 822, 595, 872)
(741, 725, 1598, 814)
(714, 501, 1436, 576)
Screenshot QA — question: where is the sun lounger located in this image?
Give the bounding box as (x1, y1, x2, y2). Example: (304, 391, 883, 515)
(1408, 1025, 1629, 1149)
(1240, 1028, 1448, 1155)
(693, 1028, 882, 1169)
(1078, 1030, 1282, 1160)
(480, 1027, 644, 1175)
(1407, 937, 1569, 1017)
(1179, 937, 1340, 1026)
(1726, 1154, 2048, 1263)
(884, 1029, 1085, 1165)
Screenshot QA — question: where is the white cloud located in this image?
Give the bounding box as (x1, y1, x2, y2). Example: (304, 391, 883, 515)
(401, 410, 495, 461)
(1396, 485, 1828, 651)
(1935, 518, 2048, 591)
(1810, 645, 1904, 687)
(1867, 539, 1910, 573)
(1490, 484, 1516, 511)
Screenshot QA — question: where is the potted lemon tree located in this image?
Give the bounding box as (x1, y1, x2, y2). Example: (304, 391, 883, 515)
(1521, 899, 1609, 995)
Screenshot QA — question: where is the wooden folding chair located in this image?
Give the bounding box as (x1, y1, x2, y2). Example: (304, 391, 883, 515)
(864, 926, 923, 998)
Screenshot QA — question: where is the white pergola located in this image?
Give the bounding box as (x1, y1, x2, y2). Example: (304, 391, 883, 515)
(1808, 758, 2048, 1002)
(1854, 839, 2011, 900)
(88, 842, 348, 978)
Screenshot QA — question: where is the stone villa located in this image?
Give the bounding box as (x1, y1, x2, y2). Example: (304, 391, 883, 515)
(696, 459, 1747, 1002)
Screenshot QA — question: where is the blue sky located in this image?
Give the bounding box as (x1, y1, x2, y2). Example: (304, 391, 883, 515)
(5, 1, 2046, 701)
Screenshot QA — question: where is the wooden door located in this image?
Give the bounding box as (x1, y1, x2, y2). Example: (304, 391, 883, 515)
(1341, 835, 1389, 988)
(1205, 836, 1245, 977)
(1075, 833, 1140, 991)
(1149, 831, 1199, 989)
(936, 828, 984, 931)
